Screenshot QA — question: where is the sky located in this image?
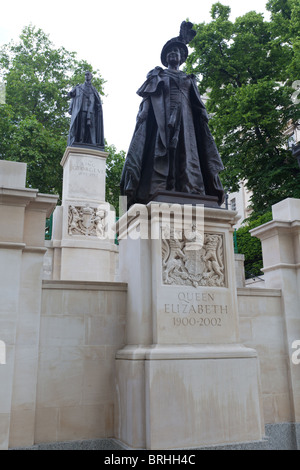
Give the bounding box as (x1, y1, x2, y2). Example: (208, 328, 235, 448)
(0, 0, 270, 153)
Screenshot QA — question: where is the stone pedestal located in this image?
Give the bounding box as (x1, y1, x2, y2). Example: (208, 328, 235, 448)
(51, 146, 118, 281)
(115, 202, 264, 449)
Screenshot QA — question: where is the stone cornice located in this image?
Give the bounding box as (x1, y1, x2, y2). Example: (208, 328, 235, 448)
(0, 187, 38, 206)
(250, 219, 300, 241)
(262, 263, 300, 273)
(0, 187, 58, 217)
(42, 279, 127, 291)
(61, 146, 108, 167)
(0, 241, 26, 250)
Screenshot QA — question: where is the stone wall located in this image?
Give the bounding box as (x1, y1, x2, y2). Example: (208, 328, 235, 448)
(237, 287, 292, 424)
(1, 160, 299, 449)
(34, 280, 126, 445)
(0, 160, 58, 450)
(10, 283, 290, 448)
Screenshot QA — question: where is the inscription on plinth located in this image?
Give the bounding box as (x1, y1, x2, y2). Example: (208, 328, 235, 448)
(61, 148, 108, 203)
(155, 286, 236, 344)
(70, 157, 105, 178)
(68, 155, 106, 201)
(165, 291, 228, 328)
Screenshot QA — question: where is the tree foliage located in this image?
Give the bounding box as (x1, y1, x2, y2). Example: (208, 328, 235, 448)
(105, 144, 126, 215)
(267, 0, 300, 82)
(186, 1, 300, 216)
(0, 25, 106, 201)
(236, 211, 273, 278)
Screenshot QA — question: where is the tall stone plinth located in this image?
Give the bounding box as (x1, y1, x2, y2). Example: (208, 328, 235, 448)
(115, 203, 264, 449)
(51, 146, 118, 281)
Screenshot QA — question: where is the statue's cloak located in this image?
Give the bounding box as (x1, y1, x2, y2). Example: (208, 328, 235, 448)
(120, 67, 224, 207)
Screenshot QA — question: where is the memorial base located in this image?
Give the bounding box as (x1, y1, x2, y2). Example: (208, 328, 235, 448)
(115, 202, 264, 449)
(115, 344, 264, 449)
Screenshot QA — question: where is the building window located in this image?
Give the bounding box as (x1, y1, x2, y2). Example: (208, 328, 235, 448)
(231, 198, 236, 211)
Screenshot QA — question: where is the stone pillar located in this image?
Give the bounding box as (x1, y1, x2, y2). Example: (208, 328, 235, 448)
(115, 202, 264, 449)
(251, 198, 300, 441)
(0, 160, 58, 449)
(51, 146, 118, 281)
(235, 253, 246, 287)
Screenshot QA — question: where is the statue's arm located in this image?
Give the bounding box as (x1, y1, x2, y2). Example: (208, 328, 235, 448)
(189, 77, 209, 122)
(95, 92, 103, 108)
(136, 98, 150, 125)
(67, 87, 77, 99)
(67, 87, 77, 115)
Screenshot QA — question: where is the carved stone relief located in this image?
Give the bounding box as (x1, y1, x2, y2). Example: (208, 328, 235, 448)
(161, 225, 225, 287)
(68, 204, 107, 237)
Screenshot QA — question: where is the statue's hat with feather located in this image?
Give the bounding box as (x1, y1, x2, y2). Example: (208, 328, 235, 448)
(160, 21, 196, 67)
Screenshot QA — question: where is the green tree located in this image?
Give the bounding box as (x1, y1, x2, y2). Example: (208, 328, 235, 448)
(236, 211, 272, 278)
(0, 25, 105, 200)
(267, 0, 300, 82)
(105, 144, 126, 215)
(186, 2, 300, 217)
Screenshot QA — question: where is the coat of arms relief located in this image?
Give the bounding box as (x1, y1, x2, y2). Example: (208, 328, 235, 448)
(161, 224, 225, 288)
(68, 205, 107, 237)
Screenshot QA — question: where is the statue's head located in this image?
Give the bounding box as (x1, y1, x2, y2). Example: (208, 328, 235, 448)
(85, 71, 93, 82)
(160, 21, 196, 68)
(161, 40, 188, 67)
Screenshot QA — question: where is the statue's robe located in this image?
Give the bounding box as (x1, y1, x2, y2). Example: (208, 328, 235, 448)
(120, 67, 224, 208)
